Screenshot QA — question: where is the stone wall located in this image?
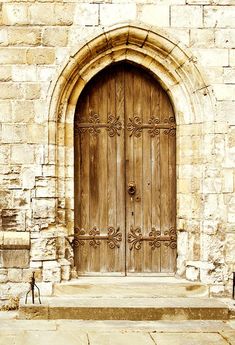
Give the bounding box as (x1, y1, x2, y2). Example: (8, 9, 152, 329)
(0, 0, 234, 298)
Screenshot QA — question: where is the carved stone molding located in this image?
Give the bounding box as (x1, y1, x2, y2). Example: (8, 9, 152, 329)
(128, 226, 176, 250)
(73, 226, 122, 249)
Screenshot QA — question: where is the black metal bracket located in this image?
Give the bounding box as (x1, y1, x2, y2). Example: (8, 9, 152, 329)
(25, 272, 41, 304)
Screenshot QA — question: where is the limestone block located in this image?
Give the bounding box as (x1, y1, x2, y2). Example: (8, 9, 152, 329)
(2, 3, 29, 25)
(35, 178, 56, 198)
(0, 48, 26, 64)
(3, 231, 29, 248)
(186, 0, 211, 3)
(190, 29, 215, 48)
(171, 5, 203, 27)
(185, 266, 199, 281)
(23, 83, 41, 100)
(231, 49, 235, 66)
(222, 169, 233, 193)
(30, 261, 42, 269)
(31, 237, 57, 261)
(0, 66, 11, 82)
(37, 67, 54, 82)
(74, 4, 99, 26)
(167, 28, 190, 45)
(27, 124, 47, 144)
(8, 28, 41, 46)
(12, 66, 37, 82)
(36, 282, 53, 296)
(12, 189, 30, 209)
(21, 167, 40, 190)
(0, 83, 23, 99)
(0, 145, 10, 164)
(203, 220, 222, 235)
(42, 165, 56, 177)
(43, 261, 61, 283)
(215, 29, 235, 48)
(0, 250, 29, 268)
(187, 260, 215, 270)
(12, 100, 35, 123)
(42, 28, 68, 47)
(139, 5, 169, 27)
(0, 269, 8, 283)
(204, 6, 235, 28)
(34, 145, 45, 165)
(0, 100, 12, 122)
(0, 190, 12, 209)
(189, 0, 235, 2)
(192, 48, 228, 67)
(22, 268, 42, 282)
(203, 178, 222, 194)
(229, 128, 235, 148)
(11, 144, 35, 164)
(54, 4, 74, 25)
(225, 233, 235, 263)
(26, 48, 55, 65)
(3, 282, 29, 298)
(2, 124, 27, 144)
(1, 210, 26, 232)
(201, 231, 225, 264)
(32, 198, 56, 220)
(205, 67, 223, 84)
(8, 268, 22, 282)
(213, 84, 235, 101)
(228, 196, 235, 223)
(59, 259, 71, 281)
(224, 67, 235, 83)
(100, 4, 136, 26)
(0, 29, 7, 46)
(28, 3, 54, 25)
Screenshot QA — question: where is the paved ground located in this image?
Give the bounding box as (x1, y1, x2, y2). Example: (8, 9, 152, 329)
(1, 312, 235, 344)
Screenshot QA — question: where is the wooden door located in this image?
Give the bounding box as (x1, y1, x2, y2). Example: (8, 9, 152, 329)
(74, 63, 176, 275)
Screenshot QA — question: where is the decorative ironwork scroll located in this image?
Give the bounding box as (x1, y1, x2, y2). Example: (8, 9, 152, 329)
(128, 226, 176, 250)
(73, 226, 122, 249)
(127, 116, 176, 137)
(75, 113, 122, 137)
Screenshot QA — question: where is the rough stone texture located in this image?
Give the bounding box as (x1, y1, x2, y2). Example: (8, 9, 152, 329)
(0, 0, 234, 299)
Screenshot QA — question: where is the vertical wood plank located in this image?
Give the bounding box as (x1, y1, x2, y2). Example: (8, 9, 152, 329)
(115, 66, 126, 273)
(125, 66, 135, 273)
(142, 73, 152, 273)
(89, 75, 100, 272)
(132, 69, 143, 272)
(150, 82, 161, 272)
(98, 73, 108, 272)
(160, 90, 170, 273)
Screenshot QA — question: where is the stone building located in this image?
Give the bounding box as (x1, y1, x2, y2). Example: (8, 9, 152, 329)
(0, 0, 235, 299)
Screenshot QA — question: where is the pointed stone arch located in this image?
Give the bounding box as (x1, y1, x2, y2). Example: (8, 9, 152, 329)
(48, 22, 216, 278)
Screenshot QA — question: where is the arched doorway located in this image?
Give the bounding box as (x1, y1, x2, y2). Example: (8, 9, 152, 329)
(74, 63, 176, 276)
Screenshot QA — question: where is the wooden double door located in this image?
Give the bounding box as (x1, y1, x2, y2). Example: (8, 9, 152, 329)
(74, 63, 176, 275)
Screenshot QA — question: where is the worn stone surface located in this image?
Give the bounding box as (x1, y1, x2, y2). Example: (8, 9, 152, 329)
(19, 296, 229, 321)
(151, 332, 228, 345)
(1, 319, 235, 345)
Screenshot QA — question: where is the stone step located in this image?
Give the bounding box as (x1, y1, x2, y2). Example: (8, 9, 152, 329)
(19, 297, 229, 321)
(53, 277, 209, 298)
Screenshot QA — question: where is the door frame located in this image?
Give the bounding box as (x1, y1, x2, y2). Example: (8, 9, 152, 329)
(73, 63, 177, 275)
(48, 23, 216, 280)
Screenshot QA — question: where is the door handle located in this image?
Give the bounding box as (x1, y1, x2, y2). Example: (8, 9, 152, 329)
(127, 181, 136, 196)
